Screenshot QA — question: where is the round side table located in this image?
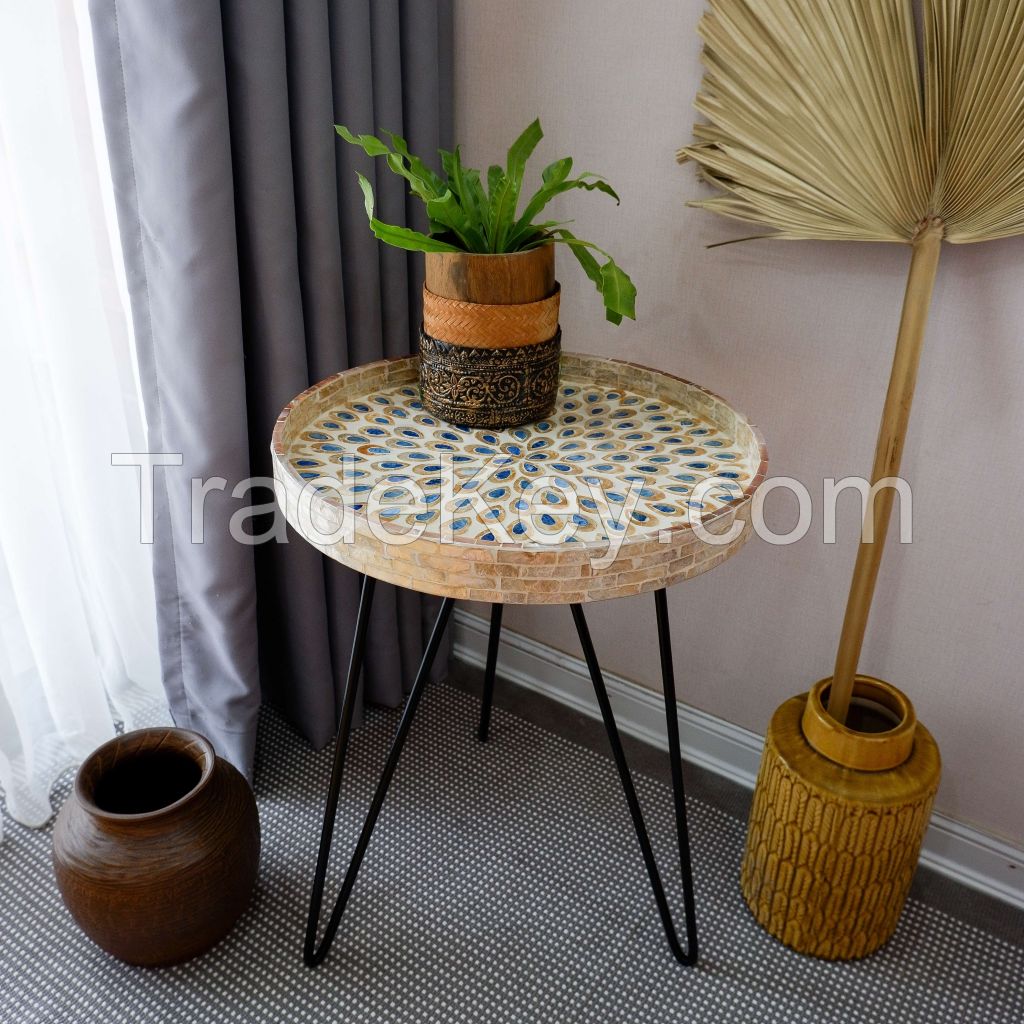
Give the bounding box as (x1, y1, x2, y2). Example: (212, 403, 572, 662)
(272, 352, 768, 968)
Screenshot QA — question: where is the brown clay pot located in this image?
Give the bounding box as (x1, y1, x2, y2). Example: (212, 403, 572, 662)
(52, 728, 260, 967)
(419, 244, 561, 428)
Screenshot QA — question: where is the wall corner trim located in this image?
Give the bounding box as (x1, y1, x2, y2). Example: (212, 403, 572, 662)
(452, 609, 1024, 912)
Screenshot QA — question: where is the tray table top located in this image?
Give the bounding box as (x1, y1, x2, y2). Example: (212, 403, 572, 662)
(272, 353, 767, 604)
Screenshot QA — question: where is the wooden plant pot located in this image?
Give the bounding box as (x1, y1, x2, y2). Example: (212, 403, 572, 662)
(741, 677, 940, 960)
(420, 245, 561, 428)
(52, 728, 260, 967)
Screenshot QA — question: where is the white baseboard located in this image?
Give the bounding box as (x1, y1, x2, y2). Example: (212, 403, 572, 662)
(452, 609, 1024, 913)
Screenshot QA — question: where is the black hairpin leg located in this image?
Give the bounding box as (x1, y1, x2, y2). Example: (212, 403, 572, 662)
(570, 589, 699, 966)
(477, 603, 503, 741)
(304, 576, 455, 967)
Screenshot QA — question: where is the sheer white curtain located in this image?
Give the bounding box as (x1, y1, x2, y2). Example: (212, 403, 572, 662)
(0, 0, 168, 840)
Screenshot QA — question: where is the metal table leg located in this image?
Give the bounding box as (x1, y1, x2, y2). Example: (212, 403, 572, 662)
(305, 583, 697, 968)
(477, 603, 503, 741)
(570, 589, 699, 966)
(304, 576, 454, 966)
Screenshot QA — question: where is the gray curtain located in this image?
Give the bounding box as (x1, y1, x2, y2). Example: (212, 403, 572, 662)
(89, 0, 454, 773)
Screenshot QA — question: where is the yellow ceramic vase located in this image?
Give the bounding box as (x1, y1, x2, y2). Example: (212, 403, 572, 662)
(740, 676, 941, 960)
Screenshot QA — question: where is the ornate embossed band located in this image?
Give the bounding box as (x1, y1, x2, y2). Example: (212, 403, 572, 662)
(418, 328, 562, 428)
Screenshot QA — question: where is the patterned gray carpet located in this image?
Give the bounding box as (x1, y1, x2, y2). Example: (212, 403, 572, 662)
(1, 682, 1021, 1023)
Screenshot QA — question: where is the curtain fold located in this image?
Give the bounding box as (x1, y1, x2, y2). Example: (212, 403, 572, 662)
(88, 0, 454, 770)
(0, 0, 168, 839)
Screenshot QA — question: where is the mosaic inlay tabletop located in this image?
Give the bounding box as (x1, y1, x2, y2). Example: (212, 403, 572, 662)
(272, 354, 768, 603)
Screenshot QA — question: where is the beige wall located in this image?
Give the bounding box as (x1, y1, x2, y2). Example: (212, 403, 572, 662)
(453, 0, 1024, 844)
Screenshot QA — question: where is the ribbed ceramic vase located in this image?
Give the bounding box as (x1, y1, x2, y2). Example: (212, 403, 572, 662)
(741, 677, 940, 960)
(52, 728, 260, 967)
(419, 244, 561, 428)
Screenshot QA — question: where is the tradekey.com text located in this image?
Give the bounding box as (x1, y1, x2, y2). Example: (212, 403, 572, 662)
(112, 453, 912, 572)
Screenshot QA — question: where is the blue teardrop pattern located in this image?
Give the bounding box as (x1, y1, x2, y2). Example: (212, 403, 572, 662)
(286, 375, 754, 544)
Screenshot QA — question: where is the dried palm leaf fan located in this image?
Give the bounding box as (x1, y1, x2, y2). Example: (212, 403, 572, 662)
(679, 0, 1024, 959)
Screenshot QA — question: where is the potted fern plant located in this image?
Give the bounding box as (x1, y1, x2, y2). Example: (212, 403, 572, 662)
(336, 119, 635, 428)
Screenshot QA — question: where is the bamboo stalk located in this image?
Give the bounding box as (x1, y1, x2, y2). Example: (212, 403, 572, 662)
(827, 220, 944, 723)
